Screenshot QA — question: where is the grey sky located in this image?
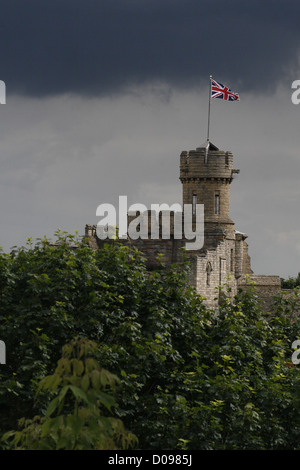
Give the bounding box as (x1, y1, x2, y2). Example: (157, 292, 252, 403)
(1, 1, 300, 279)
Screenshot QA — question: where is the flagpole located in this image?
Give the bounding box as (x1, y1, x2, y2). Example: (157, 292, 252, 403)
(207, 75, 212, 142)
(205, 75, 212, 163)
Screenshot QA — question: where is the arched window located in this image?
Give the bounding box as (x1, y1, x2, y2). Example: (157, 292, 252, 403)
(206, 262, 213, 286)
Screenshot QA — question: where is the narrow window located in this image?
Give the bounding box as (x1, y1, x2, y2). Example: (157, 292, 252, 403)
(215, 193, 220, 215)
(192, 194, 197, 216)
(206, 262, 212, 286)
(230, 248, 234, 272)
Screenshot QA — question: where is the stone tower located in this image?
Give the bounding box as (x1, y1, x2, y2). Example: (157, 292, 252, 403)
(179, 141, 239, 246)
(179, 141, 253, 305)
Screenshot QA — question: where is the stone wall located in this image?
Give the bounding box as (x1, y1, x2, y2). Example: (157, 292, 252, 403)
(85, 223, 186, 269)
(238, 275, 281, 312)
(190, 238, 238, 308)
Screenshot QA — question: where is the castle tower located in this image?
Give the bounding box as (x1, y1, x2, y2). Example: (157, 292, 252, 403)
(179, 141, 240, 248)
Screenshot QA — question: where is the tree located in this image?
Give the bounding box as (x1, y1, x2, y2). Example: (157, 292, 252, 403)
(2, 337, 137, 450)
(281, 273, 300, 289)
(170, 284, 300, 449)
(1, 231, 300, 450)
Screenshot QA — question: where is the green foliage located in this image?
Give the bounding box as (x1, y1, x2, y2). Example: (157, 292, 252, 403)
(172, 284, 300, 449)
(281, 272, 300, 289)
(1, 230, 300, 450)
(2, 337, 138, 450)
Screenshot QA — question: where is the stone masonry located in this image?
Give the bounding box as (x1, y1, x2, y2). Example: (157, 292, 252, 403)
(85, 141, 281, 310)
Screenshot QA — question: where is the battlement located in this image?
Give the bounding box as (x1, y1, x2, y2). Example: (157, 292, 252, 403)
(87, 209, 202, 241)
(180, 147, 239, 182)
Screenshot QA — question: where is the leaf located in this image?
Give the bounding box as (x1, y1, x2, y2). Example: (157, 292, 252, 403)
(81, 374, 90, 392)
(66, 415, 84, 437)
(72, 358, 84, 377)
(95, 391, 116, 411)
(68, 385, 89, 405)
(91, 370, 101, 389)
(40, 418, 53, 438)
(45, 397, 60, 418)
(1, 431, 16, 443)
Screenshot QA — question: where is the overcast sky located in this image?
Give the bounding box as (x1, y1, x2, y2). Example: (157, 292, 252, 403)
(1, 0, 300, 278)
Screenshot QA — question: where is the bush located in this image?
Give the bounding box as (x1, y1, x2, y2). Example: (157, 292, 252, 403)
(2, 337, 137, 450)
(1, 231, 300, 449)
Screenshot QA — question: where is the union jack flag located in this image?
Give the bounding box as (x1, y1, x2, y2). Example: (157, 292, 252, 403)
(211, 78, 240, 101)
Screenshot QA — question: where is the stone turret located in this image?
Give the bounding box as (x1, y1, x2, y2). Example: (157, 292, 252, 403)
(179, 141, 240, 247)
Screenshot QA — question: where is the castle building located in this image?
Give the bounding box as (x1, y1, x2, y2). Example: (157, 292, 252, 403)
(86, 141, 281, 310)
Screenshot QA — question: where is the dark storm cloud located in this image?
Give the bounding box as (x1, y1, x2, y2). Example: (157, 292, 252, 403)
(1, 0, 300, 97)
